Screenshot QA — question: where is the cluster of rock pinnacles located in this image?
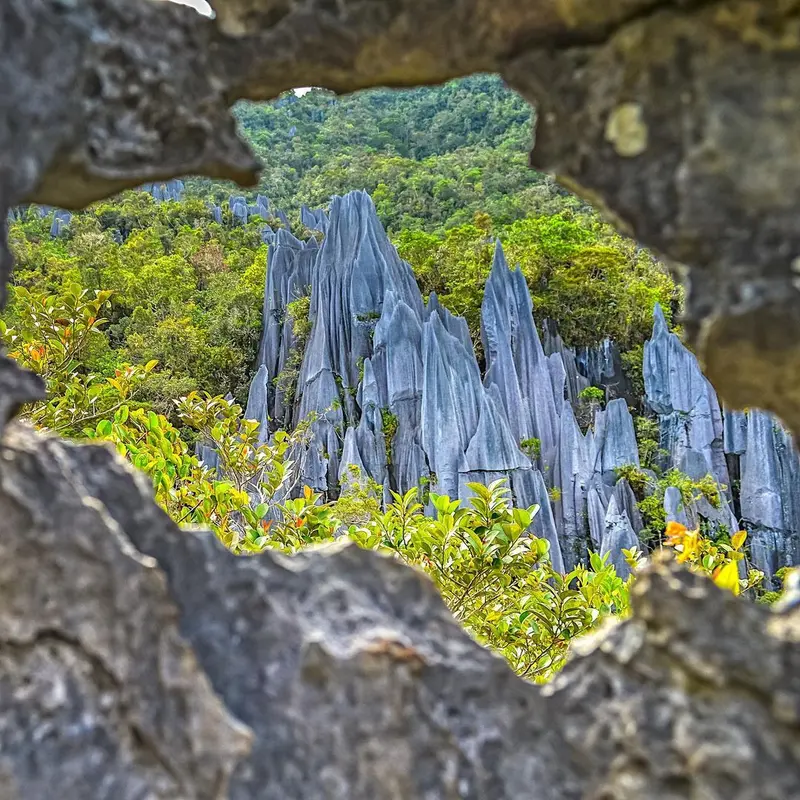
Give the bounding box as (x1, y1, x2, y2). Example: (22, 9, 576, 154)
(26, 186, 800, 584)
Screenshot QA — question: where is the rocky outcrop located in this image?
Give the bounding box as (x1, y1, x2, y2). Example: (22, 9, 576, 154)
(246, 191, 800, 581)
(0, 417, 797, 798)
(3, 3, 800, 796)
(641, 306, 800, 583)
(143, 179, 185, 203)
(2, 0, 800, 435)
(249, 191, 672, 571)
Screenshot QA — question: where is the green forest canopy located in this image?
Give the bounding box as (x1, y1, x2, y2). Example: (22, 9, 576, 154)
(7, 75, 680, 414)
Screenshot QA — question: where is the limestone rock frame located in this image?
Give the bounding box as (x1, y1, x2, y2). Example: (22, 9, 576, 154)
(0, 1, 798, 797)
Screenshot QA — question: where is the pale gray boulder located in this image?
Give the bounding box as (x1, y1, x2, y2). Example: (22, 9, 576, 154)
(664, 485, 693, 529)
(231, 200, 248, 225)
(591, 398, 639, 483)
(301, 204, 329, 233)
(611, 478, 644, 537)
(553, 404, 590, 568)
(49, 209, 71, 237)
(723, 408, 748, 455)
(244, 363, 270, 442)
(511, 468, 566, 573)
(461, 386, 531, 475)
(482, 242, 532, 443)
(421, 311, 482, 499)
(427, 292, 474, 355)
(353, 358, 389, 489)
(542, 319, 590, 404)
(587, 476, 610, 551)
(740, 410, 789, 582)
(0, 418, 797, 800)
(601, 495, 639, 580)
(644, 304, 730, 489)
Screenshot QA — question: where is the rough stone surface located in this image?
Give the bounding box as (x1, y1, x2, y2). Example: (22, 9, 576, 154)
(0, 425, 251, 800)
(0, 421, 798, 799)
(3, 2, 800, 797)
(3, 0, 800, 433)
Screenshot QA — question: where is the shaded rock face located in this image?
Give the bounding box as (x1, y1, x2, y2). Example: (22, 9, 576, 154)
(643, 304, 800, 584)
(0, 419, 797, 799)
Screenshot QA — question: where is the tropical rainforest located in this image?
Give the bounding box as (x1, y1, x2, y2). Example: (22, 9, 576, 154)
(4, 76, 779, 681)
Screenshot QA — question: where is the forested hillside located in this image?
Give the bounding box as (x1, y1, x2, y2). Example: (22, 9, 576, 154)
(193, 75, 582, 232)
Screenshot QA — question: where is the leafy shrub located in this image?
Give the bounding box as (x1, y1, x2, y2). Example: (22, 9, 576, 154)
(634, 416, 661, 471)
(0, 285, 156, 436)
(520, 437, 541, 460)
(345, 481, 629, 680)
(380, 408, 399, 465)
(275, 295, 312, 406)
(578, 386, 605, 404)
(663, 523, 763, 596)
(637, 469, 722, 544)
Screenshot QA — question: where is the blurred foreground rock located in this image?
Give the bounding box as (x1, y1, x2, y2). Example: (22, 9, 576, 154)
(0, 420, 796, 798)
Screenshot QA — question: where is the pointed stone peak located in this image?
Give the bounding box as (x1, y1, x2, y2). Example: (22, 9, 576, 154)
(492, 238, 509, 273)
(652, 302, 669, 336)
(275, 227, 304, 248)
(301, 204, 329, 233)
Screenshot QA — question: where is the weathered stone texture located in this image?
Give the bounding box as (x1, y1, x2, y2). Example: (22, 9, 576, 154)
(0, 424, 251, 800)
(0, 420, 797, 798)
(2, 1, 800, 797)
(4, 0, 800, 435)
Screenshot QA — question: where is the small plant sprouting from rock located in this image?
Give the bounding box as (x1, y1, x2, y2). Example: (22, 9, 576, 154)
(578, 386, 605, 405)
(380, 408, 399, 465)
(520, 437, 541, 461)
(275, 295, 312, 407)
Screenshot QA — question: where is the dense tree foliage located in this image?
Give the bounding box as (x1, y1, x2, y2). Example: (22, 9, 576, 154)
(192, 76, 582, 233)
(6, 77, 680, 416)
(8, 195, 272, 412)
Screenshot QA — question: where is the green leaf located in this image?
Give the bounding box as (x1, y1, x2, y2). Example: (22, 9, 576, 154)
(96, 419, 113, 437)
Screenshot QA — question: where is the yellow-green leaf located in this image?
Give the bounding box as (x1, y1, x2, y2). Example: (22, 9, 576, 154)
(731, 530, 747, 551)
(713, 560, 741, 596)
